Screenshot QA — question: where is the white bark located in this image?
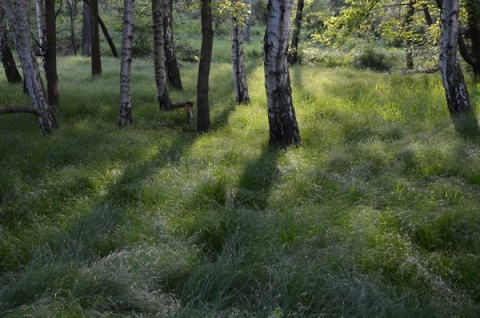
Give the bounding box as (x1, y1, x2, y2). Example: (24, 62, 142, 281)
(4, 0, 58, 133)
(231, 1, 250, 104)
(264, 0, 300, 145)
(119, 0, 135, 126)
(152, 0, 171, 110)
(439, 0, 471, 115)
(35, 0, 46, 63)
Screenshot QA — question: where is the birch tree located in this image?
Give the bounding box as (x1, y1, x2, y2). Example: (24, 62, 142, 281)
(163, 0, 183, 90)
(439, 0, 471, 115)
(231, 0, 250, 104)
(119, 0, 135, 126)
(264, 0, 300, 146)
(152, 0, 172, 110)
(287, 0, 304, 65)
(4, 0, 59, 133)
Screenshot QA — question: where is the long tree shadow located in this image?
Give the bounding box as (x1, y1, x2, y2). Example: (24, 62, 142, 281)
(234, 145, 283, 210)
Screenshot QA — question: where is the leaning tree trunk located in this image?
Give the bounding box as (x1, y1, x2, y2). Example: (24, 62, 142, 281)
(119, 0, 135, 126)
(98, 16, 118, 57)
(0, 4, 22, 84)
(82, 1, 91, 56)
(45, 0, 59, 107)
(4, 0, 58, 133)
(90, 0, 102, 75)
(163, 0, 183, 90)
(197, 0, 214, 132)
(231, 0, 250, 104)
(439, 0, 471, 115)
(264, 0, 300, 146)
(152, 0, 172, 110)
(287, 0, 304, 65)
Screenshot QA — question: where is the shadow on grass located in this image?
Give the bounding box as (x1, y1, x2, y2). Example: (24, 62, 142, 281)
(451, 111, 480, 142)
(234, 145, 283, 210)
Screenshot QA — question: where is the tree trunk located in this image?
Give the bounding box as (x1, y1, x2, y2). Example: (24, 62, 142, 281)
(163, 0, 183, 90)
(244, 0, 251, 41)
(197, 0, 214, 132)
(4, 0, 59, 133)
(66, 0, 78, 55)
(404, 0, 415, 70)
(0, 5, 23, 84)
(45, 0, 59, 107)
(465, 0, 480, 78)
(439, 0, 471, 115)
(82, 1, 91, 56)
(119, 0, 134, 126)
(35, 0, 47, 67)
(90, 0, 102, 75)
(98, 16, 118, 57)
(152, 0, 172, 110)
(231, 1, 250, 104)
(264, 0, 300, 146)
(287, 0, 304, 65)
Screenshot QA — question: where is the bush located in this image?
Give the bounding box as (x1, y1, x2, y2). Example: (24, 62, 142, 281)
(353, 47, 394, 72)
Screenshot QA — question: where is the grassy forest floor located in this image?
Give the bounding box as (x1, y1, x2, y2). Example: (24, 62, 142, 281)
(2, 40, 480, 316)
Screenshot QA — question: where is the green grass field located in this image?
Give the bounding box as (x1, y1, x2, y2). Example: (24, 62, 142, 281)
(1, 42, 480, 317)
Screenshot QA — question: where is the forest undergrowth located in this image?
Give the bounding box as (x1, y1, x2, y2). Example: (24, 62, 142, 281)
(1, 51, 480, 317)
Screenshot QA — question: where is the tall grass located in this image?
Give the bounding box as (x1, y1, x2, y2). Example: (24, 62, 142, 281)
(1, 46, 480, 317)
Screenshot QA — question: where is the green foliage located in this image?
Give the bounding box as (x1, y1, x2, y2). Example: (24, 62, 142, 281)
(353, 45, 395, 71)
(2, 54, 480, 317)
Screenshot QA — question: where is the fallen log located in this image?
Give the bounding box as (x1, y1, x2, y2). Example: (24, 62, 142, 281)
(0, 105, 58, 116)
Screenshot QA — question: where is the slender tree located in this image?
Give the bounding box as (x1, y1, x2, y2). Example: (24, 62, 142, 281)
(439, 0, 471, 115)
(244, 0, 251, 41)
(197, 0, 214, 132)
(231, 0, 250, 104)
(4, 0, 59, 133)
(90, 0, 102, 75)
(98, 16, 118, 57)
(65, 0, 78, 55)
(287, 0, 304, 65)
(163, 0, 183, 90)
(264, 0, 300, 146)
(119, 0, 135, 126)
(45, 0, 59, 107)
(152, 0, 172, 110)
(82, 1, 91, 56)
(0, 4, 22, 84)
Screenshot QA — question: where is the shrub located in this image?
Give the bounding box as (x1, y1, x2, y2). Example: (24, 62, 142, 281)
(353, 46, 394, 72)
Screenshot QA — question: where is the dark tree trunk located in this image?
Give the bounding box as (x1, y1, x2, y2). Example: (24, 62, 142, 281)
(465, 0, 480, 78)
(264, 0, 300, 146)
(82, 1, 91, 56)
(90, 0, 102, 75)
(45, 0, 59, 107)
(163, 0, 183, 90)
(119, 0, 135, 126)
(0, 6, 23, 84)
(287, 0, 304, 65)
(439, 0, 471, 115)
(98, 16, 118, 57)
(197, 0, 213, 132)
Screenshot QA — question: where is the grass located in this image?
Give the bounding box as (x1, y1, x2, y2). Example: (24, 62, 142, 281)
(1, 40, 480, 317)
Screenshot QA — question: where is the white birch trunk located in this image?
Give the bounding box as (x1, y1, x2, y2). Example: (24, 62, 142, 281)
(152, 0, 171, 110)
(231, 1, 250, 104)
(119, 0, 135, 126)
(439, 0, 471, 115)
(4, 0, 58, 133)
(35, 0, 46, 65)
(264, 0, 300, 145)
